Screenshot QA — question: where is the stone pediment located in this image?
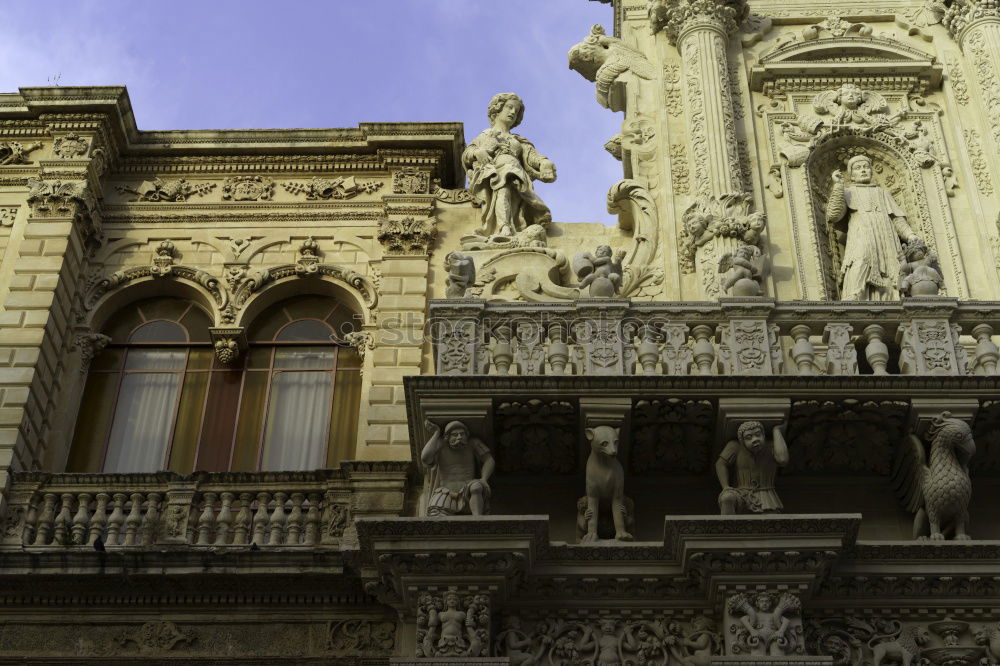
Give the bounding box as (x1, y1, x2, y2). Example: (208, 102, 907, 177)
(750, 36, 943, 92)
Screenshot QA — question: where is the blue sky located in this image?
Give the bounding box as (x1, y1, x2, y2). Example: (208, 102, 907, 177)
(0, 1, 622, 224)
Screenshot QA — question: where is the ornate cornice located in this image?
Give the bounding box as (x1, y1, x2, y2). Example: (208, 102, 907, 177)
(649, 0, 750, 44)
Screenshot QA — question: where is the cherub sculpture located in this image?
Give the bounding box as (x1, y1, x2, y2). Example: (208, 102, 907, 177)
(813, 84, 897, 130)
(716, 421, 789, 514)
(892, 412, 976, 540)
(727, 592, 802, 657)
(897, 238, 943, 297)
(568, 24, 655, 110)
(573, 245, 626, 298)
(718, 244, 766, 297)
(444, 252, 476, 298)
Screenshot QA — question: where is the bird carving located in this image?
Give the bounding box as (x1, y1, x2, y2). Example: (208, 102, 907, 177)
(892, 412, 976, 540)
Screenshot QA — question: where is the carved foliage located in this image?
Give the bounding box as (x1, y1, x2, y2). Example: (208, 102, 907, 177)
(631, 399, 714, 474)
(786, 400, 908, 474)
(327, 619, 395, 656)
(649, 0, 751, 44)
(115, 621, 193, 653)
(416, 589, 490, 658)
(727, 591, 803, 657)
(26, 178, 94, 217)
(377, 217, 437, 255)
(495, 400, 576, 474)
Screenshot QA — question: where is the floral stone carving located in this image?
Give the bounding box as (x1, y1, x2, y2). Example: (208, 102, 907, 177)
(115, 621, 193, 653)
(495, 400, 576, 474)
(117, 178, 216, 202)
(893, 412, 976, 540)
(282, 175, 382, 199)
(53, 133, 89, 158)
(727, 591, 803, 657)
(377, 217, 436, 255)
(421, 419, 494, 516)
(680, 193, 766, 299)
(786, 400, 908, 474)
(716, 421, 789, 514)
(326, 619, 395, 656)
(417, 589, 490, 658)
(649, 0, 750, 44)
(631, 399, 714, 474)
(461, 92, 555, 249)
(582, 425, 633, 542)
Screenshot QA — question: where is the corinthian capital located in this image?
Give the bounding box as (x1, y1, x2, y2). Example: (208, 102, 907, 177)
(26, 178, 95, 218)
(941, 0, 1000, 41)
(649, 0, 750, 44)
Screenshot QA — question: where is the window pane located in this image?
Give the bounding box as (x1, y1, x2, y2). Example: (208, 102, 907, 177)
(168, 370, 210, 473)
(66, 373, 120, 473)
(273, 346, 335, 369)
(328, 369, 362, 467)
(260, 370, 333, 471)
(104, 371, 183, 473)
(125, 348, 188, 371)
(231, 371, 268, 471)
(129, 320, 188, 344)
(275, 319, 333, 342)
(196, 369, 244, 472)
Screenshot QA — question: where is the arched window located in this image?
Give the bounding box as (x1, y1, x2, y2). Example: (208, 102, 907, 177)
(68, 294, 362, 474)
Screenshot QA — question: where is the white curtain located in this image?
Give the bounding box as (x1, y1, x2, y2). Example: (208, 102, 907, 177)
(104, 349, 186, 473)
(260, 347, 334, 471)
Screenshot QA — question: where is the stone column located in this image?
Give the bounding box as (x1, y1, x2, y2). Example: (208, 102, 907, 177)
(945, 7, 1000, 156)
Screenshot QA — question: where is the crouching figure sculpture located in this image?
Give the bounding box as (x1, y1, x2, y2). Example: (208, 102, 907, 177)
(580, 425, 634, 542)
(421, 420, 495, 516)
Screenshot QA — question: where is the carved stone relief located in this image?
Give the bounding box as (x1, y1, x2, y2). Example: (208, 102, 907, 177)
(377, 216, 437, 255)
(0, 206, 17, 227)
(726, 591, 802, 656)
(0, 140, 42, 165)
(568, 24, 655, 111)
(117, 178, 216, 202)
(631, 398, 713, 474)
(53, 133, 89, 159)
(282, 176, 382, 199)
(392, 167, 430, 194)
(326, 619, 396, 656)
(785, 400, 908, 474)
(494, 400, 576, 474)
(416, 589, 491, 658)
(221, 175, 274, 201)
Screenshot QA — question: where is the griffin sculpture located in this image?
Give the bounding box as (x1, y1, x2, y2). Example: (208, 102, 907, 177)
(892, 412, 976, 540)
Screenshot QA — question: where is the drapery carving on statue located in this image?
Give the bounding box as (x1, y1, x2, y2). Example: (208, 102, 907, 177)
(495, 614, 722, 666)
(778, 85, 940, 170)
(679, 193, 766, 299)
(568, 24, 655, 112)
(806, 140, 938, 300)
(461, 93, 556, 251)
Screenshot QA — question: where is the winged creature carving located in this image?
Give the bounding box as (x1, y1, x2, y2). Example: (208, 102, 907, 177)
(892, 412, 976, 540)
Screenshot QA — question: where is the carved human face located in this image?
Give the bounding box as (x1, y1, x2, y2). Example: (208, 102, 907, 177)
(444, 593, 460, 609)
(447, 427, 468, 449)
(850, 159, 872, 184)
(755, 594, 773, 611)
(839, 86, 862, 109)
(740, 425, 765, 454)
(600, 620, 617, 633)
(497, 99, 521, 130)
(595, 245, 612, 258)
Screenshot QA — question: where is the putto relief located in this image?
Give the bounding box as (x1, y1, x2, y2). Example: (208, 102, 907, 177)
(460, 92, 556, 251)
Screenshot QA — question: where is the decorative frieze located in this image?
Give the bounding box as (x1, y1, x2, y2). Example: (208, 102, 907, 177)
(416, 588, 491, 658)
(0, 140, 42, 165)
(221, 175, 274, 201)
(495, 400, 576, 474)
(283, 175, 382, 199)
(116, 178, 216, 202)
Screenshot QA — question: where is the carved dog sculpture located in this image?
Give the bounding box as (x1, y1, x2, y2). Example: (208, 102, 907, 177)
(581, 425, 633, 542)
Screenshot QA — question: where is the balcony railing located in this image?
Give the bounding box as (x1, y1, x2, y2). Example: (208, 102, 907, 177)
(1, 463, 409, 550)
(430, 297, 1000, 377)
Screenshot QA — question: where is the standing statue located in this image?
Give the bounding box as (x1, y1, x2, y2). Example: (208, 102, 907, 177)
(826, 154, 921, 301)
(892, 412, 976, 540)
(461, 93, 556, 246)
(716, 421, 789, 514)
(421, 420, 495, 516)
(444, 251, 476, 298)
(573, 245, 626, 297)
(897, 238, 943, 297)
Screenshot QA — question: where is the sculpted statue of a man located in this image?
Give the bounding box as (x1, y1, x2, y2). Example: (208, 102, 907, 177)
(462, 93, 556, 241)
(421, 420, 494, 516)
(716, 421, 789, 515)
(825, 154, 920, 301)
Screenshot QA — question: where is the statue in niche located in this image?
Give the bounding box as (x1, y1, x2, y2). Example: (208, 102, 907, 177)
(825, 154, 921, 301)
(897, 238, 943, 297)
(718, 244, 766, 297)
(581, 425, 633, 542)
(461, 92, 556, 249)
(716, 421, 789, 514)
(443, 251, 476, 298)
(892, 412, 975, 540)
(573, 245, 626, 297)
(728, 591, 802, 657)
(421, 420, 495, 516)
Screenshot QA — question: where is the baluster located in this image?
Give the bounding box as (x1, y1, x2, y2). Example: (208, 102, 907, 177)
(790, 325, 817, 376)
(286, 493, 305, 545)
(105, 493, 127, 546)
(233, 493, 254, 545)
(52, 493, 74, 546)
(546, 323, 569, 375)
(690, 325, 716, 376)
(268, 492, 288, 545)
(70, 492, 91, 545)
(141, 492, 161, 545)
(196, 492, 217, 546)
(493, 323, 513, 375)
(124, 493, 143, 546)
(252, 492, 270, 546)
(215, 492, 234, 545)
(973, 323, 999, 374)
(22, 495, 39, 546)
(863, 324, 890, 376)
(89, 493, 109, 546)
(33, 493, 58, 546)
(304, 493, 322, 545)
(636, 325, 660, 375)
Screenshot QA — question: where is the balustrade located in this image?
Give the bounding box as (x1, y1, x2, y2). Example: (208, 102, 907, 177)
(431, 298, 1000, 378)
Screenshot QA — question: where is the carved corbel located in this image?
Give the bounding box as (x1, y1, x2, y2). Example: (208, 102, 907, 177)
(376, 216, 437, 256)
(26, 178, 95, 218)
(150, 240, 177, 277)
(209, 327, 247, 366)
(73, 331, 111, 374)
(344, 329, 376, 365)
(295, 236, 321, 275)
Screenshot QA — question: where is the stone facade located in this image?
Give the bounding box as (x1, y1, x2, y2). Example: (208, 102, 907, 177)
(2, 0, 1000, 663)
